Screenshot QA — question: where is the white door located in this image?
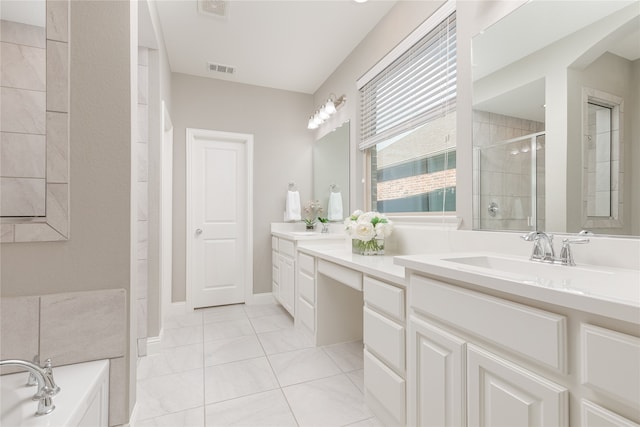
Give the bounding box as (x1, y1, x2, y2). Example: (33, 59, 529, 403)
(187, 128, 253, 309)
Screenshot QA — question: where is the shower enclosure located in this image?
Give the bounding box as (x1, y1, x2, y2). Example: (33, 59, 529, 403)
(474, 132, 546, 231)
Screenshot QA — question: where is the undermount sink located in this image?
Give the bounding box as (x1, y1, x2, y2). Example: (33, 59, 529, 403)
(440, 254, 639, 303)
(442, 255, 612, 281)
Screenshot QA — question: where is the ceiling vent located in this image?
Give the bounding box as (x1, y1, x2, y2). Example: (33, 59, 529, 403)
(208, 62, 236, 76)
(198, 0, 229, 19)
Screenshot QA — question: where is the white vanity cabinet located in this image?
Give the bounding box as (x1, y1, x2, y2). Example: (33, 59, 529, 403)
(580, 324, 640, 427)
(408, 274, 569, 427)
(296, 251, 316, 335)
(272, 236, 295, 315)
(362, 276, 407, 426)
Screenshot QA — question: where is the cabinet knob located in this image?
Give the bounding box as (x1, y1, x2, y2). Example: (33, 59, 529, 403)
(195, 228, 203, 235)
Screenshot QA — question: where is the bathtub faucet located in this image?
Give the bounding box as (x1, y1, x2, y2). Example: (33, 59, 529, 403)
(0, 358, 60, 415)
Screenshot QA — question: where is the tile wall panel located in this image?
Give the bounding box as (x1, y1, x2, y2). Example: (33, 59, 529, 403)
(39, 289, 126, 365)
(0, 296, 40, 374)
(0, 132, 46, 178)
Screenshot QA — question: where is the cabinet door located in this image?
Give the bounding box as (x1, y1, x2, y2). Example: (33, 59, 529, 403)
(581, 400, 640, 427)
(467, 344, 568, 427)
(408, 315, 466, 427)
(278, 255, 295, 315)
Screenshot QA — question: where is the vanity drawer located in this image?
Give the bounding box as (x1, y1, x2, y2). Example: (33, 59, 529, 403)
(581, 400, 639, 427)
(278, 238, 295, 257)
(271, 236, 278, 251)
(364, 276, 405, 322)
(364, 349, 406, 425)
(411, 275, 567, 372)
(364, 307, 405, 373)
(581, 323, 640, 406)
(297, 297, 315, 333)
(317, 260, 362, 291)
(298, 271, 315, 304)
(298, 253, 315, 275)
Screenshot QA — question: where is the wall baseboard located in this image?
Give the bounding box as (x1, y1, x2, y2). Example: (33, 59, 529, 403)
(146, 329, 164, 355)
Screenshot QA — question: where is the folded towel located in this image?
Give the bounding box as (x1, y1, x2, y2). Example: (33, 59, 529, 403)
(285, 190, 301, 221)
(327, 192, 343, 221)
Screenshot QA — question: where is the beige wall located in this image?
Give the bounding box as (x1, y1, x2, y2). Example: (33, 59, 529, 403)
(171, 73, 313, 300)
(0, 0, 135, 420)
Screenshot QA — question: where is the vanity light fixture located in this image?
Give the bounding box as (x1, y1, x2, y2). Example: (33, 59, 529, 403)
(307, 94, 347, 130)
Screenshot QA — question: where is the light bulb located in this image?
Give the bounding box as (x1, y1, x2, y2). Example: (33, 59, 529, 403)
(318, 109, 330, 120)
(324, 99, 337, 115)
(308, 118, 318, 130)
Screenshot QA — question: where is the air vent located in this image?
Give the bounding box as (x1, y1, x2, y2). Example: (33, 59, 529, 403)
(198, 0, 229, 19)
(208, 62, 236, 75)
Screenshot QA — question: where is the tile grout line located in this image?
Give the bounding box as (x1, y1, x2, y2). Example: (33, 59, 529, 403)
(245, 304, 302, 426)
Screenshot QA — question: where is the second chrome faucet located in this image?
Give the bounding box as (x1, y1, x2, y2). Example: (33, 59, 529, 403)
(521, 231, 590, 266)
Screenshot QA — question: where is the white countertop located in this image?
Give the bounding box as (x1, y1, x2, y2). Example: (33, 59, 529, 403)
(297, 242, 406, 286)
(271, 230, 346, 241)
(395, 251, 640, 325)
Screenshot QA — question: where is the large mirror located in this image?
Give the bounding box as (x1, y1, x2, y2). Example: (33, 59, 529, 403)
(1, 0, 70, 242)
(313, 121, 349, 222)
(472, 0, 639, 236)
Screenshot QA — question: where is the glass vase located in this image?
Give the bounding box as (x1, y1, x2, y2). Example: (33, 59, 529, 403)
(305, 223, 315, 231)
(352, 238, 385, 255)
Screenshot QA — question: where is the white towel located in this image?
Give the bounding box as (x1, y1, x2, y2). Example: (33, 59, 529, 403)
(285, 190, 301, 221)
(327, 192, 343, 221)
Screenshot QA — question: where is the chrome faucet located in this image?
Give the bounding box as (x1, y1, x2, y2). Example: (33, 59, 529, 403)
(559, 237, 590, 266)
(521, 231, 555, 262)
(0, 358, 60, 415)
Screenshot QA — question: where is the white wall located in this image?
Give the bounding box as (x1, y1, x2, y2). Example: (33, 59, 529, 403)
(171, 73, 313, 300)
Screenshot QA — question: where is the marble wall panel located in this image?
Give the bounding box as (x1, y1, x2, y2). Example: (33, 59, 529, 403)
(0, 177, 46, 216)
(14, 223, 65, 242)
(46, 111, 69, 183)
(0, 224, 15, 242)
(138, 64, 148, 105)
(46, 183, 69, 236)
(46, 40, 69, 113)
(0, 87, 46, 134)
(46, 0, 69, 43)
(137, 141, 148, 182)
(0, 132, 46, 178)
(39, 289, 126, 365)
(0, 20, 45, 48)
(137, 104, 149, 143)
(0, 296, 40, 374)
(0, 42, 46, 90)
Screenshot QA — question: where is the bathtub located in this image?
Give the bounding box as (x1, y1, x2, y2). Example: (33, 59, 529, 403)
(1, 359, 109, 427)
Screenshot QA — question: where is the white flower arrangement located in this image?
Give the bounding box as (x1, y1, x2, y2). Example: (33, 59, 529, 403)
(344, 210, 393, 255)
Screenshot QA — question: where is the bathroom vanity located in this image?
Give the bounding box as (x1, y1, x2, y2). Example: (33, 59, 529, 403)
(397, 253, 640, 427)
(271, 225, 640, 427)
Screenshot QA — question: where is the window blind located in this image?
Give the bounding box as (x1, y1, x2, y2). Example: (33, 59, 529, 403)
(359, 11, 456, 151)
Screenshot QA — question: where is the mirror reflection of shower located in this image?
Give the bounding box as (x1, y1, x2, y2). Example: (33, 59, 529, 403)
(472, 110, 546, 231)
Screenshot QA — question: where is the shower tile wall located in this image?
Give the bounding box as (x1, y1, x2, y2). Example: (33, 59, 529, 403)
(473, 110, 545, 231)
(137, 47, 149, 357)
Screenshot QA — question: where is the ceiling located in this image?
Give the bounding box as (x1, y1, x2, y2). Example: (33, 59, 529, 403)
(154, 0, 396, 94)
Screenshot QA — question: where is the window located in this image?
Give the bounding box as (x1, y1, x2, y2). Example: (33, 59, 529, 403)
(359, 3, 456, 214)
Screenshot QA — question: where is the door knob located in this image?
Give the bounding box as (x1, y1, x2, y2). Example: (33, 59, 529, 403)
(195, 228, 203, 235)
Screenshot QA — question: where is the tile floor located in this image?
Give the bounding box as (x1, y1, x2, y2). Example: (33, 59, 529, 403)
(133, 303, 382, 427)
